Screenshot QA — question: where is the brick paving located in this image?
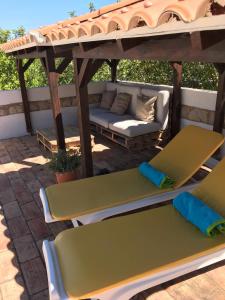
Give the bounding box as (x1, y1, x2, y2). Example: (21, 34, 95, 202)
(0, 135, 224, 299)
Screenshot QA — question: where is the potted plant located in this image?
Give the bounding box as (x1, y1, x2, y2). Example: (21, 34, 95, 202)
(49, 149, 81, 184)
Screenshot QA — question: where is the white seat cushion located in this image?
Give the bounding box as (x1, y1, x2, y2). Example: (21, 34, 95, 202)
(90, 107, 130, 128)
(109, 118, 161, 137)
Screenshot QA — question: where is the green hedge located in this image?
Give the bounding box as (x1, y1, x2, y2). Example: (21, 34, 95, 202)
(0, 53, 218, 91)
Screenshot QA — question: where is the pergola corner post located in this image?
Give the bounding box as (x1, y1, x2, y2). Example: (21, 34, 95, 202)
(16, 59, 33, 135)
(213, 63, 225, 133)
(45, 49, 66, 150)
(73, 57, 93, 178)
(73, 54, 105, 178)
(170, 61, 183, 139)
(111, 59, 119, 83)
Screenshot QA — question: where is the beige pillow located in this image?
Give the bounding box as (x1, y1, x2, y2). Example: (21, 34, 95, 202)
(100, 90, 116, 109)
(110, 93, 131, 115)
(135, 94, 157, 122)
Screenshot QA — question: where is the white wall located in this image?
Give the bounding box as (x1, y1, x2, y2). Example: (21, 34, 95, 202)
(0, 81, 106, 139)
(0, 80, 224, 157)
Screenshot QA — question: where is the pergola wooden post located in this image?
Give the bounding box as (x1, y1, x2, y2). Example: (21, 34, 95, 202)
(17, 59, 34, 134)
(73, 54, 105, 177)
(214, 64, 225, 133)
(45, 49, 66, 150)
(111, 59, 119, 82)
(170, 62, 183, 138)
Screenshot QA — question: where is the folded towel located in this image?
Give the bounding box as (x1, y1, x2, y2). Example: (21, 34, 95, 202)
(138, 162, 175, 188)
(173, 192, 225, 237)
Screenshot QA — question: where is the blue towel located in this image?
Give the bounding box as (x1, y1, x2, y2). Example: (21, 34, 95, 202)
(173, 192, 225, 237)
(138, 162, 175, 188)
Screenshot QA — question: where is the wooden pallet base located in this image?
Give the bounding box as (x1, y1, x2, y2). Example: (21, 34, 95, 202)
(37, 127, 95, 153)
(90, 121, 163, 150)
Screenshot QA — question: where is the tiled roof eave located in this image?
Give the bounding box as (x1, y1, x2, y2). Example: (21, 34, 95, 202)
(5, 15, 224, 54)
(1, 1, 225, 54)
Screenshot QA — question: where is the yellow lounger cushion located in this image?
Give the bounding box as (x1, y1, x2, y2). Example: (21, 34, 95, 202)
(46, 126, 224, 220)
(54, 157, 225, 299)
(55, 207, 225, 299)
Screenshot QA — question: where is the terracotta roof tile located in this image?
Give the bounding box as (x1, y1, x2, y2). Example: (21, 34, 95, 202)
(0, 0, 224, 53)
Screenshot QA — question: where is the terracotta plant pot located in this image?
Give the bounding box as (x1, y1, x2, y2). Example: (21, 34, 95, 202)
(55, 170, 78, 184)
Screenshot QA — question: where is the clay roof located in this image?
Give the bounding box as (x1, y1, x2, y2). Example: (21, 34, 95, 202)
(1, 0, 225, 53)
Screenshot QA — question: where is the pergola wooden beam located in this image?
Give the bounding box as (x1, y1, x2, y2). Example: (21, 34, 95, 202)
(71, 32, 225, 63)
(170, 62, 183, 138)
(46, 49, 66, 150)
(16, 59, 33, 134)
(213, 63, 225, 134)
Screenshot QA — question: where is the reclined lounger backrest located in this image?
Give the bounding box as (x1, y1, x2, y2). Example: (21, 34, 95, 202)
(150, 125, 224, 188)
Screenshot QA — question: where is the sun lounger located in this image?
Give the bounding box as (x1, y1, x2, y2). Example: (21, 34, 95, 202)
(40, 125, 224, 226)
(43, 157, 225, 300)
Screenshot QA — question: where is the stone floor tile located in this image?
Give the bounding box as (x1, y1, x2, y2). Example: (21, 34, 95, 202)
(21, 202, 41, 221)
(3, 201, 22, 220)
(10, 178, 28, 193)
(0, 276, 28, 300)
(31, 289, 49, 300)
(28, 218, 50, 241)
(0, 188, 16, 205)
(0, 174, 10, 192)
(13, 235, 39, 263)
(21, 257, 48, 295)
(16, 190, 33, 205)
(0, 250, 19, 284)
(32, 192, 43, 210)
(19, 169, 36, 183)
(7, 217, 30, 239)
(26, 180, 42, 194)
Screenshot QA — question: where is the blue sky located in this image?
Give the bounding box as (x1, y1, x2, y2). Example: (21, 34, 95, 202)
(0, 0, 114, 31)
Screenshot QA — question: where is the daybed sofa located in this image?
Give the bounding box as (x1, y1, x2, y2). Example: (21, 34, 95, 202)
(89, 82, 170, 149)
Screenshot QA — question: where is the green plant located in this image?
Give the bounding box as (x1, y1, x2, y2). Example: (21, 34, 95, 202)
(48, 149, 81, 173)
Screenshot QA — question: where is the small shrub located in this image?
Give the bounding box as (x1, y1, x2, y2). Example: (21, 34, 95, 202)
(48, 149, 81, 173)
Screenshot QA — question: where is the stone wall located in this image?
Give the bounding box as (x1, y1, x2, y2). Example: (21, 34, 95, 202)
(0, 80, 224, 157)
(0, 94, 101, 117)
(181, 105, 225, 129)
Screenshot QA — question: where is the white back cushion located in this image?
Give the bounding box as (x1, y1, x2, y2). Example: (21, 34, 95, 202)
(105, 82, 170, 130)
(117, 84, 141, 115)
(141, 88, 170, 130)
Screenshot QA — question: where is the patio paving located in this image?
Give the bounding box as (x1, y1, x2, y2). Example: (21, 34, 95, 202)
(0, 134, 224, 299)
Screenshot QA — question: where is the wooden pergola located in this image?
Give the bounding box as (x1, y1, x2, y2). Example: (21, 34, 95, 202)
(2, 1, 225, 178)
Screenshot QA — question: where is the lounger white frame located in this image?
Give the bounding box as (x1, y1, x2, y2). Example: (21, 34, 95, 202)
(43, 240, 225, 300)
(40, 182, 198, 227)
